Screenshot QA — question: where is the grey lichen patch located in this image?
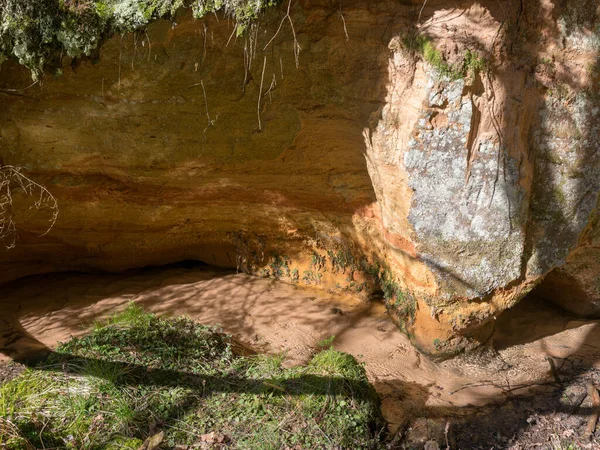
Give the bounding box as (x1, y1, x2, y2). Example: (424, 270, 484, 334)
(556, 0, 600, 50)
(0, 0, 279, 78)
(405, 75, 527, 299)
(526, 90, 600, 276)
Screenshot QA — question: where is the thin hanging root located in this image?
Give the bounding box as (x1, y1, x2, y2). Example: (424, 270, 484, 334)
(263, 0, 301, 68)
(0, 80, 38, 93)
(200, 80, 213, 132)
(243, 42, 249, 91)
(144, 31, 151, 61)
(288, 15, 300, 68)
(264, 73, 277, 103)
(226, 24, 237, 47)
(338, 11, 349, 41)
(257, 56, 267, 131)
(586, 382, 600, 439)
(418, 0, 429, 23)
(280, 57, 284, 80)
(253, 23, 259, 61)
(202, 23, 208, 64)
(263, 0, 291, 50)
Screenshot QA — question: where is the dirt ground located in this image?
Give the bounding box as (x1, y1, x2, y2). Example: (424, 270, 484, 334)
(400, 358, 600, 449)
(1, 262, 600, 449)
(0, 361, 24, 385)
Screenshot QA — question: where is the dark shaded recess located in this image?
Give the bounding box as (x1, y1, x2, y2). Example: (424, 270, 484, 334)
(534, 268, 600, 318)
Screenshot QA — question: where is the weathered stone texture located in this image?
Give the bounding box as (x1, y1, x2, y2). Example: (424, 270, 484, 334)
(1, 0, 600, 356)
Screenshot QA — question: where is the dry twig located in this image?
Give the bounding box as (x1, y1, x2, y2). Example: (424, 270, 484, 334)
(586, 382, 600, 439)
(0, 165, 58, 249)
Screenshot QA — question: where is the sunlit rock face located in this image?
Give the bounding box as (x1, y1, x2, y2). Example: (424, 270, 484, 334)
(402, 77, 526, 300)
(0, 0, 599, 356)
(360, 0, 600, 353)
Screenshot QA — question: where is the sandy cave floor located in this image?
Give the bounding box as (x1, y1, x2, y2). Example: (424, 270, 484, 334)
(1, 263, 600, 448)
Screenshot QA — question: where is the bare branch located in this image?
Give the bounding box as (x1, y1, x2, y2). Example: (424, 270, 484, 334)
(0, 166, 58, 249)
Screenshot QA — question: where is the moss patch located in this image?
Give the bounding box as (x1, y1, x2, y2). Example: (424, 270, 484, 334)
(402, 34, 487, 80)
(0, 303, 384, 449)
(0, 0, 280, 78)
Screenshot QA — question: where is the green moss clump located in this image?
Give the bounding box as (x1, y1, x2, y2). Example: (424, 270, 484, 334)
(461, 49, 487, 75)
(378, 268, 416, 331)
(0, 0, 279, 78)
(192, 0, 281, 35)
(402, 33, 487, 80)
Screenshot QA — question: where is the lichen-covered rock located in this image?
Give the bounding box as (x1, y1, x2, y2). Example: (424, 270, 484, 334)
(1, 0, 599, 357)
(526, 93, 600, 277)
(524, 0, 600, 318)
(403, 76, 526, 300)
(366, 0, 600, 354)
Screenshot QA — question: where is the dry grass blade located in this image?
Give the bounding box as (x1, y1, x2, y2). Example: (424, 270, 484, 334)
(0, 417, 35, 450)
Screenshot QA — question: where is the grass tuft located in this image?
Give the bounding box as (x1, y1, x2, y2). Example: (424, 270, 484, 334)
(402, 33, 487, 80)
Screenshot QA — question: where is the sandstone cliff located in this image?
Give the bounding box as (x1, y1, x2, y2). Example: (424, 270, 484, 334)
(0, 0, 598, 356)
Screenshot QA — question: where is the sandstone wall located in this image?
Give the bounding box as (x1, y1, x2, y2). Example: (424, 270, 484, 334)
(1, 0, 598, 356)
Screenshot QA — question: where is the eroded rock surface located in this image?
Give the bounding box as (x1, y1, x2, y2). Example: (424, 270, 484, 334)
(365, 0, 600, 353)
(0, 0, 599, 356)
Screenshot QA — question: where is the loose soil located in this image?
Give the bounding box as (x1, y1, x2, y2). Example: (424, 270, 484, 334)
(0, 362, 24, 385)
(1, 263, 600, 448)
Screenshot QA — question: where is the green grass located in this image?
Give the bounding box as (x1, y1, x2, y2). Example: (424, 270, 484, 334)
(0, 303, 384, 449)
(316, 335, 336, 349)
(402, 33, 487, 80)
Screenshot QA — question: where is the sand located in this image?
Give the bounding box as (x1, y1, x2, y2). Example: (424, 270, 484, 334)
(2, 264, 600, 430)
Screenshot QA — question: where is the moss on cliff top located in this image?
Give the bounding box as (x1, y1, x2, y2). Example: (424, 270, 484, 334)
(0, 0, 279, 79)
